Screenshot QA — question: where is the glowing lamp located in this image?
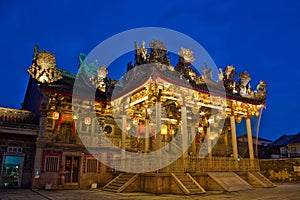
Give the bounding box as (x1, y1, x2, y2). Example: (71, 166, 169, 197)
(168, 129, 175, 135)
(161, 125, 168, 135)
(52, 112, 59, 120)
(126, 122, 131, 131)
(198, 126, 204, 133)
(236, 116, 242, 123)
(133, 117, 139, 125)
(72, 114, 78, 120)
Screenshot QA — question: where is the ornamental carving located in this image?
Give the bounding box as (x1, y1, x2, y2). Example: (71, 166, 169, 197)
(27, 45, 62, 83)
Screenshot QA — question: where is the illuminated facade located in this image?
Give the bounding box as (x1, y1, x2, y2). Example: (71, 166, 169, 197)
(1, 41, 274, 193)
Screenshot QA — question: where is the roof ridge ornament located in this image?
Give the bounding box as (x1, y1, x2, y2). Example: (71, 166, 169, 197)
(178, 47, 195, 63)
(27, 45, 62, 83)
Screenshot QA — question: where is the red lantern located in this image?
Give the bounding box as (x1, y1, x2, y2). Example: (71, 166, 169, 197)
(84, 117, 91, 125)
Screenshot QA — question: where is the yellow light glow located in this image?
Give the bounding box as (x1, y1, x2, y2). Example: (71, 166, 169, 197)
(161, 124, 168, 135)
(52, 112, 59, 120)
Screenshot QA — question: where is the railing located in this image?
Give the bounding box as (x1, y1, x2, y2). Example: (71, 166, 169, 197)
(111, 156, 260, 173)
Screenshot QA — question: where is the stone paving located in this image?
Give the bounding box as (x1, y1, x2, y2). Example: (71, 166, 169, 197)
(1, 183, 300, 200)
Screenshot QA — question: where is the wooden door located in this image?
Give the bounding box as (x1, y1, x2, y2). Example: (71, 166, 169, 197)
(65, 156, 80, 183)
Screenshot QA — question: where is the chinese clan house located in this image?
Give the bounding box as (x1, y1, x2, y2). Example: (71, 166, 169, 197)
(21, 41, 273, 194)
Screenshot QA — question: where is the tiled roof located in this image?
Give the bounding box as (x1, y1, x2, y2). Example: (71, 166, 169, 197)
(237, 133, 272, 142)
(289, 133, 300, 144)
(0, 107, 38, 126)
(271, 134, 296, 146)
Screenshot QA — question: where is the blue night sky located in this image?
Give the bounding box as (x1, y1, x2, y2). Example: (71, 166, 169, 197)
(0, 0, 299, 141)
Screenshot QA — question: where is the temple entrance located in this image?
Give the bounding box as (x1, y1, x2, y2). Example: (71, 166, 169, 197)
(1, 155, 24, 188)
(64, 156, 80, 184)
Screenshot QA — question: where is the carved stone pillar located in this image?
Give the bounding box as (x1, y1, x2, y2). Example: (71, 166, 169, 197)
(121, 115, 126, 169)
(155, 101, 162, 169)
(207, 126, 212, 160)
(32, 108, 47, 189)
(145, 119, 150, 152)
(246, 117, 255, 168)
(230, 115, 238, 161)
(191, 126, 196, 157)
(181, 104, 188, 159)
(155, 101, 162, 150)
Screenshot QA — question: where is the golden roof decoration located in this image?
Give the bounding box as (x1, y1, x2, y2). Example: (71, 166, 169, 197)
(27, 45, 62, 83)
(149, 40, 167, 51)
(178, 48, 195, 63)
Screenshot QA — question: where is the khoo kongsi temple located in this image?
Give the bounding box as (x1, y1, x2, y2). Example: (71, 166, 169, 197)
(0, 40, 274, 194)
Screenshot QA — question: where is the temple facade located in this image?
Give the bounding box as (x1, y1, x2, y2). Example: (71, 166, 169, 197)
(0, 41, 273, 193)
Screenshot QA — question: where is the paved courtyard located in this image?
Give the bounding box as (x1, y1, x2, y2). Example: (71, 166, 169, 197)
(1, 183, 300, 200)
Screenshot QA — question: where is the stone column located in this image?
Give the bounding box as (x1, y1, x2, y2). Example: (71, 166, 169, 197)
(191, 126, 196, 157)
(246, 117, 255, 168)
(32, 109, 47, 189)
(121, 115, 127, 170)
(155, 101, 162, 150)
(207, 126, 212, 160)
(145, 119, 150, 152)
(155, 101, 162, 169)
(181, 104, 188, 159)
(230, 115, 238, 161)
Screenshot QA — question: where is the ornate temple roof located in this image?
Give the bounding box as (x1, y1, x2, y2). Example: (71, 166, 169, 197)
(0, 106, 38, 130)
(27, 41, 267, 105)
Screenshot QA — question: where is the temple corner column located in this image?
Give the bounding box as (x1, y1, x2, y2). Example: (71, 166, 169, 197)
(246, 117, 255, 169)
(230, 115, 239, 169)
(121, 115, 127, 170)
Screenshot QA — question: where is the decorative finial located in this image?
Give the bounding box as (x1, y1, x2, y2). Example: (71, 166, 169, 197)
(178, 48, 195, 63)
(89, 64, 108, 92)
(149, 40, 167, 51)
(27, 45, 62, 83)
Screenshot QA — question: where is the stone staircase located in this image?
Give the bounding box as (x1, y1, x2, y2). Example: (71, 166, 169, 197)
(171, 173, 206, 194)
(102, 173, 138, 193)
(247, 171, 276, 188)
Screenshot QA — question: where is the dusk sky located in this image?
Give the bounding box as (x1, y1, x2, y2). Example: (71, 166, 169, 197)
(0, 0, 299, 141)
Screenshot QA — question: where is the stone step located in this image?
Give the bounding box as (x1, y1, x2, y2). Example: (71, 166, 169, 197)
(102, 173, 138, 193)
(105, 185, 120, 190)
(114, 179, 128, 183)
(185, 184, 198, 189)
(103, 188, 118, 192)
(189, 188, 203, 194)
(172, 173, 206, 194)
(250, 172, 276, 187)
(109, 182, 124, 187)
(181, 179, 192, 182)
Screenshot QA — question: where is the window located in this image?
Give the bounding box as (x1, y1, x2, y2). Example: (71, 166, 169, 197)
(44, 156, 59, 172)
(79, 120, 90, 134)
(86, 159, 98, 173)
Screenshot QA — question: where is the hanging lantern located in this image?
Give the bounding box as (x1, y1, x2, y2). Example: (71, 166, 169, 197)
(72, 114, 78, 120)
(133, 117, 139, 125)
(52, 112, 59, 120)
(126, 122, 131, 131)
(168, 128, 175, 135)
(84, 117, 91, 125)
(161, 124, 168, 135)
(198, 126, 204, 133)
(236, 116, 242, 123)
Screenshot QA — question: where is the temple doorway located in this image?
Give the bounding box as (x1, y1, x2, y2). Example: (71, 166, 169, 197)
(1, 154, 24, 188)
(64, 156, 80, 184)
